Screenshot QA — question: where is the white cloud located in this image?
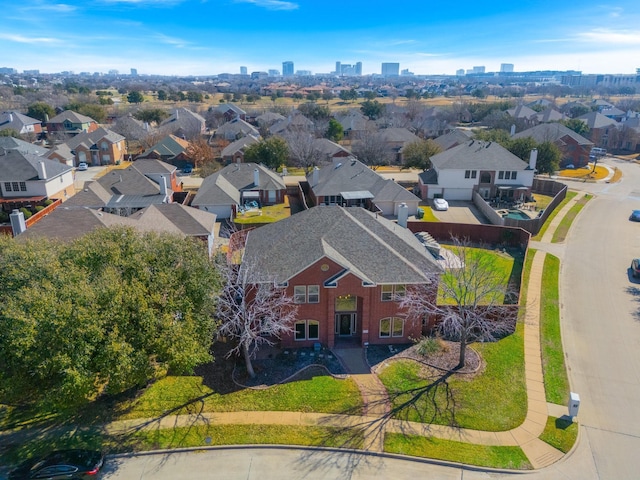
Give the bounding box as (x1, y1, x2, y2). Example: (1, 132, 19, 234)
(574, 28, 640, 45)
(234, 0, 298, 11)
(154, 33, 191, 48)
(0, 33, 61, 44)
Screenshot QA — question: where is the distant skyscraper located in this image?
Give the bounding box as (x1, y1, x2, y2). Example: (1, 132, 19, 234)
(355, 62, 362, 76)
(268, 69, 280, 77)
(456, 69, 465, 76)
(240, 66, 248, 75)
(381, 62, 400, 76)
(472, 66, 485, 74)
(130, 68, 138, 76)
(108, 69, 119, 75)
(500, 63, 514, 73)
(282, 61, 294, 77)
(335, 61, 341, 75)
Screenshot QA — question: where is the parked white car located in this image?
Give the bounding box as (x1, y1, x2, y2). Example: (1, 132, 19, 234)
(433, 198, 449, 211)
(77, 162, 88, 171)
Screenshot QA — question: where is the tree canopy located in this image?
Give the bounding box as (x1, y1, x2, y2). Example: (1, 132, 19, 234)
(244, 136, 289, 170)
(27, 102, 56, 122)
(360, 100, 385, 120)
(325, 118, 344, 142)
(560, 118, 590, 136)
(402, 139, 442, 171)
(134, 108, 170, 125)
(127, 90, 145, 104)
(0, 228, 220, 408)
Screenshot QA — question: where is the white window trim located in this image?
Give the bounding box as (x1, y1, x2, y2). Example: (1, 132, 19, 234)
(381, 284, 405, 302)
(294, 320, 320, 341)
(379, 317, 404, 338)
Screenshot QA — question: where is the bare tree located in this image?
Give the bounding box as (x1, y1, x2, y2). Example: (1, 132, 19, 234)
(399, 237, 518, 369)
(351, 127, 394, 168)
(186, 136, 215, 169)
(215, 253, 298, 378)
(283, 131, 323, 173)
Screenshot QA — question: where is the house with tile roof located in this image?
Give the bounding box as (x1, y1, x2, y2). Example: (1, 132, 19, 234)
(418, 140, 535, 201)
(0, 150, 75, 212)
(64, 159, 180, 216)
(16, 203, 217, 256)
(192, 162, 286, 219)
(46, 110, 98, 137)
(0, 111, 43, 136)
(307, 157, 421, 217)
(238, 206, 443, 348)
(512, 123, 593, 168)
(46, 127, 126, 167)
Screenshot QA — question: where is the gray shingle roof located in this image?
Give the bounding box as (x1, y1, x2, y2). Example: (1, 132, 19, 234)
(0, 111, 41, 132)
(192, 162, 284, 207)
(307, 157, 420, 203)
(221, 134, 260, 157)
(577, 111, 619, 129)
(64, 127, 125, 151)
(433, 129, 474, 150)
(48, 110, 96, 124)
(512, 123, 592, 146)
(430, 140, 529, 171)
(243, 206, 442, 285)
(0, 149, 72, 181)
(139, 134, 190, 159)
(0, 137, 48, 156)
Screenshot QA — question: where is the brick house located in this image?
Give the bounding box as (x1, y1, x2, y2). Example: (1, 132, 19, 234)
(239, 206, 442, 349)
(46, 110, 98, 137)
(47, 127, 126, 167)
(512, 123, 593, 168)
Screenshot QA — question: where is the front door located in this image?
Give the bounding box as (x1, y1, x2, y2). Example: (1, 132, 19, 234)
(336, 313, 356, 336)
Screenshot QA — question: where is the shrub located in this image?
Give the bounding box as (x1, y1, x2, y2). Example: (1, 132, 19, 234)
(43, 199, 54, 206)
(415, 336, 446, 357)
(19, 207, 33, 219)
(35, 206, 45, 212)
(0, 211, 9, 223)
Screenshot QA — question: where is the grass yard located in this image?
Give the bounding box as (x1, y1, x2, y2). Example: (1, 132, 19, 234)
(385, 433, 532, 469)
(117, 372, 363, 420)
(539, 416, 578, 453)
(233, 199, 292, 225)
(532, 191, 577, 241)
(539, 254, 570, 405)
(551, 194, 591, 243)
(378, 321, 526, 431)
(557, 164, 609, 181)
(417, 205, 441, 222)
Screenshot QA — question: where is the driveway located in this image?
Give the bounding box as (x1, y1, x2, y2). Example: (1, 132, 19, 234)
(73, 165, 108, 189)
(429, 200, 488, 224)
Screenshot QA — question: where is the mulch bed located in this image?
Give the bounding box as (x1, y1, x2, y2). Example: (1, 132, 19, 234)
(367, 341, 484, 377)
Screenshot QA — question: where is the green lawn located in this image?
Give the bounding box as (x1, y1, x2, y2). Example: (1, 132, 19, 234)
(532, 191, 577, 241)
(118, 370, 363, 420)
(233, 202, 291, 224)
(378, 321, 526, 431)
(540, 255, 570, 405)
(417, 206, 441, 222)
(385, 433, 532, 470)
(539, 416, 578, 453)
(551, 194, 591, 243)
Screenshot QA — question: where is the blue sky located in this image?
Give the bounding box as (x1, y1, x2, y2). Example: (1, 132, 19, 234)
(1, 0, 639, 76)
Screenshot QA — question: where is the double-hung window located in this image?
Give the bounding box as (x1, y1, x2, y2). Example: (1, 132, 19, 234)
(294, 320, 320, 340)
(294, 285, 320, 304)
(381, 284, 406, 302)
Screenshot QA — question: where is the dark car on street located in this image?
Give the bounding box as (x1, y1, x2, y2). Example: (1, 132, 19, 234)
(632, 259, 640, 279)
(9, 449, 104, 480)
(630, 210, 640, 222)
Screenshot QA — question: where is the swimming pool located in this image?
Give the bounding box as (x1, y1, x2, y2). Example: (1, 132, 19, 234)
(503, 209, 531, 220)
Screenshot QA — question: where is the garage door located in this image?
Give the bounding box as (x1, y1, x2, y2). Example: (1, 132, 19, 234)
(443, 189, 472, 201)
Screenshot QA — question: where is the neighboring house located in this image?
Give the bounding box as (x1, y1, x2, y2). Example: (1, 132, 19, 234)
(214, 103, 247, 122)
(506, 104, 538, 125)
(239, 205, 443, 348)
(112, 114, 155, 143)
(215, 118, 260, 141)
(269, 113, 314, 136)
(46, 110, 98, 137)
(0, 150, 75, 210)
(534, 108, 566, 123)
(377, 127, 421, 163)
(333, 110, 371, 139)
(0, 136, 48, 156)
(48, 127, 126, 167)
(600, 106, 626, 122)
(192, 162, 286, 219)
(63, 158, 179, 215)
(138, 134, 192, 168)
(159, 108, 206, 138)
(221, 134, 261, 164)
(419, 140, 535, 201)
(16, 204, 217, 256)
(433, 128, 474, 151)
(512, 123, 593, 168)
(312, 138, 351, 163)
(577, 111, 620, 149)
(255, 112, 285, 128)
(307, 157, 421, 217)
(0, 111, 43, 136)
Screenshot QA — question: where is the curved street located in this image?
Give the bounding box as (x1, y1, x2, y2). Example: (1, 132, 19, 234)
(101, 158, 640, 480)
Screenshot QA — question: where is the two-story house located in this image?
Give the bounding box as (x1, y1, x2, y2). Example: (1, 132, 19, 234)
(418, 140, 535, 201)
(0, 150, 75, 211)
(47, 127, 126, 167)
(512, 123, 593, 168)
(0, 111, 43, 137)
(46, 111, 98, 137)
(238, 206, 443, 349)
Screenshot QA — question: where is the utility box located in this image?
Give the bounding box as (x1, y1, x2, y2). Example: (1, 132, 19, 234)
(568, 392, 580, 417)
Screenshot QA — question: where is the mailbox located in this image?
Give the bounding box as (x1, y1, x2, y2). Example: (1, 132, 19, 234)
(568, 392, 580, 417)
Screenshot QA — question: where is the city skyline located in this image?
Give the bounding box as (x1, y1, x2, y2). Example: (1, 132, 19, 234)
(1, 1, 639, 76)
